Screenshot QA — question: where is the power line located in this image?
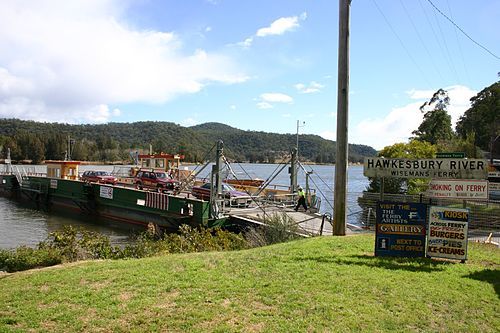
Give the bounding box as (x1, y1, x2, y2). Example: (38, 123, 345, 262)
(445, 0, 471, 84)
(371, 0, 433, 89)
(426, 0, 500, 60)
(429, 0, 460, 83)
(418, 0, 452, 82)
(399, 0, 444, 83)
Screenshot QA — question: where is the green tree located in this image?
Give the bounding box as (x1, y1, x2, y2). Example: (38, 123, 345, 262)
(412, 89, 454, 144)
(366, 140, 437, 194)
(437, 132, 482, 159)
(29, 136, 45, 164)
(456, 81, 500, 157)
(45, 133, 67, 160)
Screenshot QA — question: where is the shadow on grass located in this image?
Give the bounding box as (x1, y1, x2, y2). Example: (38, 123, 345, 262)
(465, 269, 500, 299)
(290, 254, 451, 272)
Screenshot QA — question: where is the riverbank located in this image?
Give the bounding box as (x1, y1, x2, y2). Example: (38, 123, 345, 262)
(1, 234, 498, 332)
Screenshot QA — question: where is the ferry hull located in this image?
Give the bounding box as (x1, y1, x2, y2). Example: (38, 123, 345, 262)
(0, 174, 212, 231)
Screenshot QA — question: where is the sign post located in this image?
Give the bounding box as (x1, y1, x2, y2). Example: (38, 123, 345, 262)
(364, 158, 488, 180)
(427, 206, 469, 262)
(426, 179, 489, 199)
(375, 202, 427, 257)
(436, 152, 465, 159)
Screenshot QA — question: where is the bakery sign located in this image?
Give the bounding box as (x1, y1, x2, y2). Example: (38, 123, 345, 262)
(363, 158, 488, 179)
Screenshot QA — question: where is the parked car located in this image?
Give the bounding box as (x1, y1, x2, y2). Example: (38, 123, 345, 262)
(191, 182, 252, 207)
(80, 170, 117, 185)
(134, 168, 179, 192)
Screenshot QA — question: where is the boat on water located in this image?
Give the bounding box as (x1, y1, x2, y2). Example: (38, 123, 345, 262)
(0, 142, 324, 234)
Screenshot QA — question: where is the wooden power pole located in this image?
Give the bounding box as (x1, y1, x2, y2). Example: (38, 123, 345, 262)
(333, 0, 350, 236)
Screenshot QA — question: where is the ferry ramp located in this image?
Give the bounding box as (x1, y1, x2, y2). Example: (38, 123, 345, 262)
(228, 205, 367, 237)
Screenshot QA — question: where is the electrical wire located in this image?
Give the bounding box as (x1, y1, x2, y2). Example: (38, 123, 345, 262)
(429, 0, 461, 83)
(426, 0, 500, 60)
(371, 0, 433, 89)
(399, 0, 444, 83)
(446, 0, 471, 84)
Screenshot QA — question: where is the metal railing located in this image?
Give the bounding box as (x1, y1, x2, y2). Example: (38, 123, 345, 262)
(355, 191, 500, 231)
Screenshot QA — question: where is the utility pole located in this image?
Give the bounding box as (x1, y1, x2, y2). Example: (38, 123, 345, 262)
(290, 147, 298, 193)
(296, 120, 305, 160)
(67, 135, 71, 161)
(333, 0, 350, 236)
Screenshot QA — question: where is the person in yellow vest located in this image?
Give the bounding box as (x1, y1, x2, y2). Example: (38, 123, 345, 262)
(294, 186, 308, 212)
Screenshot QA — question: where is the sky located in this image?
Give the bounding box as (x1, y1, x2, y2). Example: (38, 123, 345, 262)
(0, 0, 498, 151)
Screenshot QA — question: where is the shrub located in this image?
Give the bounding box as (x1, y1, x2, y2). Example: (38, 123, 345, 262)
(39, 226, 121, 261)
(2, 225, 248, 272)
(121, 230, 170, 258)
(0, 246, 62, 273)
(164, 225, 248, 253)
(245, 212, 302, 247)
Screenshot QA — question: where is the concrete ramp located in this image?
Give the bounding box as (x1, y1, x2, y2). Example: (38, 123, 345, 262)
(229, 206, 364, 236)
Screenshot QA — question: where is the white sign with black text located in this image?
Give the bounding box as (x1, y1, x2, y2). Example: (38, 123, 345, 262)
(99, 186, 113, 199)
(364, 158, 488, 179)
(426, 179, 488, 199)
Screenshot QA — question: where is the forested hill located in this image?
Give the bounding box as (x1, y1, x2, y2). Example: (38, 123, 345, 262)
(0, 119, 376, 164)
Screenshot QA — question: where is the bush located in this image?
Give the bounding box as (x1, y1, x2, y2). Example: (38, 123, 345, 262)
(120, 229, 170, 258)
(1, 224, 248, 272)
(0, 246, 62, 273)
(245, 212, 302, 247)
(164, 225, 248, 253)
(39, 226, 121, 261)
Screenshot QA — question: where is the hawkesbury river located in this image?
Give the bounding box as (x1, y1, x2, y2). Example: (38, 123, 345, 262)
(0, 163, 369, 249)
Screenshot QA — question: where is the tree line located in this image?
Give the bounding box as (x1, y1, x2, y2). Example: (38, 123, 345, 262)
(0, 120, 377, 164)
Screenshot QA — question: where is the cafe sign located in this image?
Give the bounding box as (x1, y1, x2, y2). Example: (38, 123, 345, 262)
(364, 158, 488, 179)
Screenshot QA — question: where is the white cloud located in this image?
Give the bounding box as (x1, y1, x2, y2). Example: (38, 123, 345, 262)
(406, 89, 436, 99)
(182, 118, 199, 127)
(0, 98, 117, 124)
(240, 12, 307, 47)
(320, 130, 335, 141)
(230, 104, 236, 110)
(0, 1, 247, 124)
(295, 81, 324, 94)
(260, 93, 293, 103)
(257, 102, 273, 109)
(351, 85, 476, 150)
(256, 92, 293, 109)
(256, 15, 302, 37)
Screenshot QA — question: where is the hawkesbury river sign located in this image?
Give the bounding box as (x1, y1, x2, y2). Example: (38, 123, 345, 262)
(363, 158, 488, 179)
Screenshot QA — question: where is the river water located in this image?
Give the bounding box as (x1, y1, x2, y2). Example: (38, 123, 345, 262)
(0, 163, 368, 249)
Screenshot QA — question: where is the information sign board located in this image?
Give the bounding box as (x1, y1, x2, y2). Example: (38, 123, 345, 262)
(375, 202, 427, 257)
(426, 179, 488, 199)
(427, 206, 469, 261)
(364, 158, 488, 179)
(436, 152, 465, 158)
(99, 186, 113, 199)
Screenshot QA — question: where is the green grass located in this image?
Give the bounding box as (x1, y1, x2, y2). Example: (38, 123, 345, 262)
(1, 234, 499, 332)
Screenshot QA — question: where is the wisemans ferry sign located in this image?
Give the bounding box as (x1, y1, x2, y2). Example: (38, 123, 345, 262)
(364, 158, 488, 179)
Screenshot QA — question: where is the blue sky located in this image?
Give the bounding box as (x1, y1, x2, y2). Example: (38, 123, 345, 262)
(0, 0, 498, 150)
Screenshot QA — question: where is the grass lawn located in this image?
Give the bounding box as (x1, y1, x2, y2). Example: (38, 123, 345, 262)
(0, 234, 499, 332)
